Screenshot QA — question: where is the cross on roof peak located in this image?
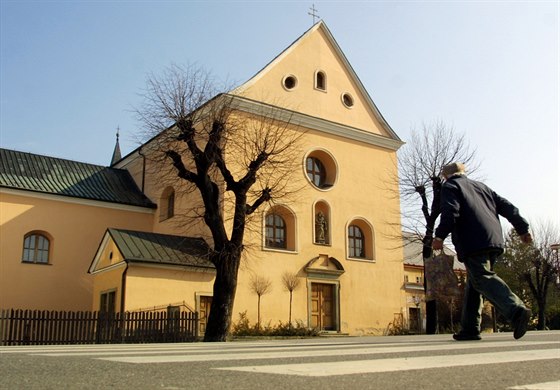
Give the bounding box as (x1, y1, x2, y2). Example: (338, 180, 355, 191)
(308, 4, 320, 25)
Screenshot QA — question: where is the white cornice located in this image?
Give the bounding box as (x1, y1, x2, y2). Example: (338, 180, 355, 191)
(89, 261, 126, 275)
(229, 96, 404, 151)
(0, 187, 155, 214)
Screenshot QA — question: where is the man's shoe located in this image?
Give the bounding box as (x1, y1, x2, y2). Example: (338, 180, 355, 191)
(513, 308, 531, 340)
(452, 332, 481, 341)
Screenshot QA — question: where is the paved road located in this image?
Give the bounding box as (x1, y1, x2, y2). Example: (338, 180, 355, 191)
(1, 331, 559, 389)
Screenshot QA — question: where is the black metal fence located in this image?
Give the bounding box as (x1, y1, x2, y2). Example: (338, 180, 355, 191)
(0, 309, 199, 346)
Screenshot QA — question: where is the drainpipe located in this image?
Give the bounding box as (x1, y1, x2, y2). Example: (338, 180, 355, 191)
(120, 263, 128, 315)
(118, 263, 128, 343)
(138, 147, 146, 193)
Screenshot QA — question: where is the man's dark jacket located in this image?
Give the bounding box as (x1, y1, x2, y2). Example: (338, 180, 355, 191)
(434, 175, 529, 260)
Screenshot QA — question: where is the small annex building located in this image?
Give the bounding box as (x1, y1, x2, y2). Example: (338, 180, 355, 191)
(89, 229, 214, 334)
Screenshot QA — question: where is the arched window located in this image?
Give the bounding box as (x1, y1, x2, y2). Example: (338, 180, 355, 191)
(22, 232, 50, 264)
(160, 187, 175, 221)
(348, 225, 365, 258)
(315, 71, 326, 91)
(265, 214, 286, 249)
(306, 157, 326, 188)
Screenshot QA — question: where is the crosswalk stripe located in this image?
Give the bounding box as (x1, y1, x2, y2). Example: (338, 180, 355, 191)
(95, 341, 558, 363)
(0, 340, 371, 354)
(508, 381, 560, 390)
(218, 349, 560, 377)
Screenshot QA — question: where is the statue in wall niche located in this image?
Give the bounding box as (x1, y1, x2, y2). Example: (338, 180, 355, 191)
(315, 211, 328, 244)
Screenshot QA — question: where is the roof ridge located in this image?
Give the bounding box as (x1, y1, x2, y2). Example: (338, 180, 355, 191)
(0, 147, 112, 170)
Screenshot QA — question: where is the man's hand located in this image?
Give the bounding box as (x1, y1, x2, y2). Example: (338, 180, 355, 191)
(432, 237, 444, 250)
(519, 232, 533, 245)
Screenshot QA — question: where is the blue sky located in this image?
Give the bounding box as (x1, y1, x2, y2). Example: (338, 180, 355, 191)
(1, 1, 558, 226)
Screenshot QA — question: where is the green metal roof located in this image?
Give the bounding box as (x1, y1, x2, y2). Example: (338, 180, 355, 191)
(108, 228, 214, 269)
(0, 148, 155, 208)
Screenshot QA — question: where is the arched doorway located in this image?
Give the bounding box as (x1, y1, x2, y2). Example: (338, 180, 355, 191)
(305, 254, 345, 332)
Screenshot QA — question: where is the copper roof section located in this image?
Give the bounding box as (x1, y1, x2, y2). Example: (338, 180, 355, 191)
(0, 148, 155, 208)
(107, 228, 214, 269)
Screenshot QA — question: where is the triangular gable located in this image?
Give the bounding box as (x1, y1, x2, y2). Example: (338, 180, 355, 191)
(89, 230, 126, 274)
(89, 228, 215, 274)
(233, 21, 401, 142)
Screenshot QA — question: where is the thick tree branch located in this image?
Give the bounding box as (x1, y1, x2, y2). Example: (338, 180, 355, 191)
(165, 150, 197, 183)
(246, 188, 272, 215)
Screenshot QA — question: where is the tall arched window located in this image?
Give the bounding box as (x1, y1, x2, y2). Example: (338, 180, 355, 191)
(22, 232, 51, 264)
(265, 214, 286, 249)
(348, 225, 365, 258)
(160, 187, 175, 221)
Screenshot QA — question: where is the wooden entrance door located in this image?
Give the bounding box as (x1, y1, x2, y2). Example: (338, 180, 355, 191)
(311, 283, 335, 330)
(409, 307, 420, 333)
(199, 296, 212, 336)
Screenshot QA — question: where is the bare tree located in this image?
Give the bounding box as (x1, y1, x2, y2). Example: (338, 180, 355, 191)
(250, 274, 273, 330)
(281, 271, 300, 327)
(135, 64, 303, 341)
(398, 122, 479, 333)
(499, 221, 560, 329)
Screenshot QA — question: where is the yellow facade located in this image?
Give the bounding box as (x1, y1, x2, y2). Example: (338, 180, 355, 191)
(231, 23, 404, 334)
(0, 190, 153, 310)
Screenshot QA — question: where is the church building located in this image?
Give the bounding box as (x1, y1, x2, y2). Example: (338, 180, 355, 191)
(0, 22, 406, 335)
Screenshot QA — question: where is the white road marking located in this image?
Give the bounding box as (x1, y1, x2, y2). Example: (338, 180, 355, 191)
(508, 381, 560, 389)
(95, 341, 558, 363)
(218, 349, 560, 377)
(0, 340, 370, 354)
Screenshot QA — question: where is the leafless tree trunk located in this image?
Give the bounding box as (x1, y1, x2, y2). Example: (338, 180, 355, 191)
(250, 274, 273, 330)
(282, 271, 300, 327)
(135, 64, 303, 341)
(397, 122, 479, 333)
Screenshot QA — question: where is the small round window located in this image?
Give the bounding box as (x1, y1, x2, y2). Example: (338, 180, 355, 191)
(304, 149, 338, 190)
(282, 75, 298, 91)
(342, 93, 354, 108)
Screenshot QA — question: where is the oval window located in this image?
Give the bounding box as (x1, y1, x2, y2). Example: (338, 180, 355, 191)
(282, 75, 298, 90)
(304, 149, 338, 190)
(342, 93, 354, 108)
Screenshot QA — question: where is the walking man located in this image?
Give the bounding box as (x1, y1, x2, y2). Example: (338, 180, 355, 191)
(432, 162, 532, 340)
